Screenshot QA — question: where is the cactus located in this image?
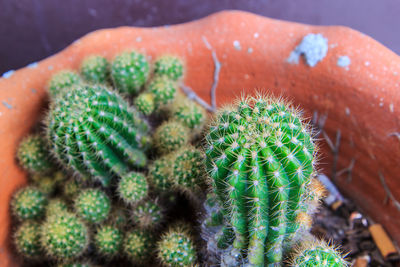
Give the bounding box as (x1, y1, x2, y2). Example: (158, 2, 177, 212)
(14, 221, 42, 258)
(63, 178, 82, 200)
(172, 146, 204, 192)
(171, 97, 206, 132)
(94, 225, 123, 257)
(134, 92, 155, 115)
(123, 229, 154, 264)
(290, 240, 348, 267)
(46, 84, 150, 186)
(80, 55, 109, 84)
(154, 55, 184, 81)
(11, 186, 47, 220)
(154, 121, 189, 154)
(132, 200, 163, 229)
(75, 189, 111, 224)
(57, 262, 93, 267)
(107, 206, 129, 229)
(117, 172, 149, 205)
(111, 51, 149, 94)
(17, 134, 54, 173)
(45, 198, 69, 217)
(41, 212, 89, 259)
(48, 70, 82, 98)
(33, 175, 58, 195)
(157, 225, 197, 267)
(204, 95, 317, 265)
(148, 156, 174, 191)
(148, 76, 177, 109)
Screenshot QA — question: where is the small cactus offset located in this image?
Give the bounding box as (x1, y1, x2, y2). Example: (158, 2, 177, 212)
(17, 134, 54, 173)
(154, 121, 189, 154)
(134, 92, 155, 115)
(46, 84, 150, 186)
(75, 189, 111, 224)
(14, 221, 42, 258)
(157, 225, 197, 267)
(123, 229, 154, 264)
(154, 55, 184, 81)
(289, 239, 348, 267)
(171, 97, 206, 132)
(148, 156, 174, 191)
(41, 212, 89, 259)
(94, 225, 123, 257)
(48, 70, 82, 98)
(45, 198, 69, 217)
(63, 178, 82, 200)
(111, 51, 150, 94)
(148, 76, 177, 109)
(132, 200, 163, 229)
(80, 55, 110, 84)
(117, 172, 149, 205)
(205, 94, 318, 265)
(11, 186, 47, 221)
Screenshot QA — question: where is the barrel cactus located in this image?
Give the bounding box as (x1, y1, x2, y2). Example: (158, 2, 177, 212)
(154, 55, 184, 81)
(46, 84, 150, 186)
(17, 134, 53, 173)
(11, 186, 47, 221)
(134, 92, 155, 115)
(148, 76, 177, 109)
(204, 95, 318, 265)
(80, 55, 109, 84)
(48, 70, 82, 98)
(153, 121, 189, 154)
(117, 171, 149, 205)
(94, 225, 123, 257)
(75, 189, 111, 224)
(14, 221, 42, 258)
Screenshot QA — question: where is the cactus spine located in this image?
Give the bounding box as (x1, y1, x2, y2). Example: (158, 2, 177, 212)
(80, 55, 109, 84)
(46, 85, 150, 186)
(75, 189, 111, 224)
(11, 186, 47, 220)
(14, 221, 42, 258)
(17, 134, 54, 173)
(205, 95, 317, 265)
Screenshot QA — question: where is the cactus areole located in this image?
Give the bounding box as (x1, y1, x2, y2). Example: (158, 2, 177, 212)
(205, 94, 317, 265)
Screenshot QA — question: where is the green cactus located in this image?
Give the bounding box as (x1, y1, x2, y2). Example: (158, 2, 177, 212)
(290, 240, 348, 267)
(107, 206, 129, 229)
(45, 198, 69, 217)
(154, 55, 184, 81)
(204, 95, 317, 265)
(63, 178, 82, 200)
(148, 76, 177, 109)
(41, 212, 89, 259)
(14, 221, 42, 258)
(154, 121, 189, 154)
(132, 200, 163, 229)
(11, 186, 47, 220)
(17, 134, 54, 173)
(157, 225, 197, 267)
(75, 189, 111, 224)
(134, 92, 155, 115)
(48, 70, 82, 98)
(46, 84, 150, 186)
(94, 225, 123, 257)
(172, 146, 204, 192)
(171, 97, 206, 132)
(117, 172, 149, 205)
(148, 156, 174, 191)
(123, 229, 154, 264)
(80, 55, 109, 84)
(32, 175, 58, 195)
(111, 51, 149, 94)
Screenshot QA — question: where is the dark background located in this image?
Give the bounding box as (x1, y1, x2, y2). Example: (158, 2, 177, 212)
(1, 0, 399, 74)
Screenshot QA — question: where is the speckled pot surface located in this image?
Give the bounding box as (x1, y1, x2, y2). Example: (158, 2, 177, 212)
(1, 10, 400, 266)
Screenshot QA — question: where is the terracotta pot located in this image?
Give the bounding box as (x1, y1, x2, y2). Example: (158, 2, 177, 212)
(1, 10, 400, 266)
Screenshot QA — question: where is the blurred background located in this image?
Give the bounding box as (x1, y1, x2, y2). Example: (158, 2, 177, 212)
(1, 0, 399, 74)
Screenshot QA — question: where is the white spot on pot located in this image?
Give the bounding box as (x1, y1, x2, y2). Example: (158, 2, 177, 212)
(287, 33, 328, 67)
(2, 70, 15, 79)
(48, 65, 54, 70)
(390, 103, 394, 112)
(254, 32, 259, 38)
(337, 56, 351, 68)
(27, 62, 38, 69)
(365, 61, 370, 66)
(233, 40, 241, 50)
(136, 36, 142, 42)
(345, 107, 350, 115)
(2, 101, 12, 109)
(248, 47, 253, 53)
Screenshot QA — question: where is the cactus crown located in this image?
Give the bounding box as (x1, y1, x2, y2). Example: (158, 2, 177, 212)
(46, 198, 69, 217)
(172, 146, 204, 191)
(94, 225, 123, 257)
(11, 186, 47, 220)
(46, 84, 150, 186)
(154, 121, 189, 154)
(48, 70, 82, 98)
(75, 188, 111, 224)
(134, 93, 155, 115)
(80, 55, 109, 84)
(205, 94, 317, 265)
(171, 97, 206, 130)
(14, 221, 42, 258)
(123, 229, 154, 263)
(154, 55, 184, 81)
(17, 134, 53, 173)
(148, 156, 174, 191)
(148, 76, 177, 108)
(132, 200, 163, 229)
(117, 172, 149, 205)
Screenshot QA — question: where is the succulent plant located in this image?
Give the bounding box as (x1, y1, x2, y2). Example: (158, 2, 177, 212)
(32, 175, 58, 195)
(63, 178, 82, 200)
(11, 186, 47, 220)
(45, 198, 69, 217)
(41, 212, 89, 259)
(154, 55, 184, 81)
(14, 221, 42, 258)
(157, 225, 197, 267)
(148, 76, 177, 109)
(17, 134, 54, 174)
(148, 156, 174, 191)
(80, 55, 109, 84)
(132, 200, 163, 229)
(117, 172, 149, 205)
(290, 239, 348, 267)
(75, 189, 111, 224)
(204, 95, 317, 265)
(134, 92, 155, 115)
(107, 206, 129, 229)
(46, 84, 150, 186)
(111, 51, 149, 94)
(48, 70, 82, 98)
(171, 97, 206, 131)
(94, 225, 123, 257)
(123, 229, 154, 264)
(172, 146, 204, 192)
(154, 121, 189, 154)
